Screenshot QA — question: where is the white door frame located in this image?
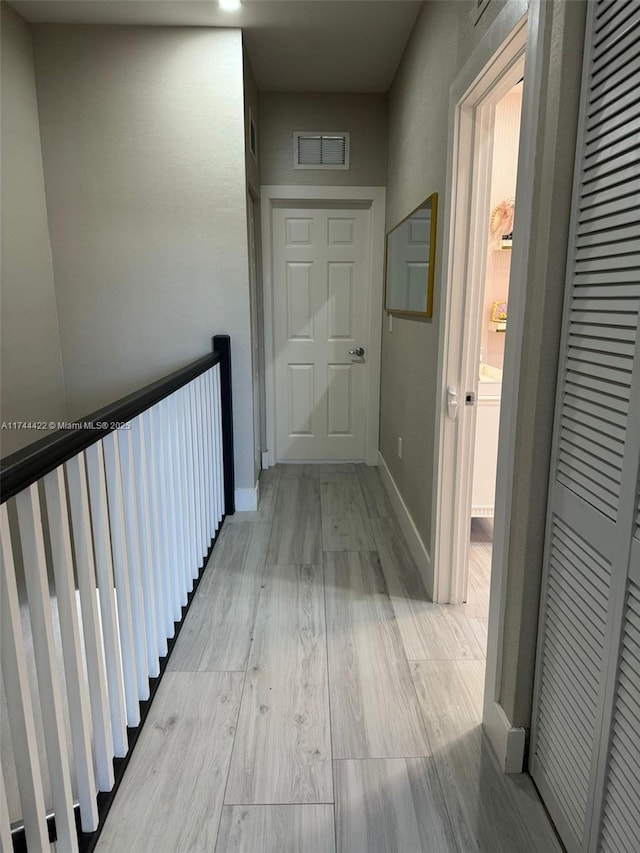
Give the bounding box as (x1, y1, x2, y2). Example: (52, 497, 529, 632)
(432, 0, 547, 770)
(261, 185, 386, 467)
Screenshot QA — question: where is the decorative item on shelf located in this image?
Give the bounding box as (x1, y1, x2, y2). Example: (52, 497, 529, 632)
(489, 198, 515, 249)
(490, 300, 507, 332)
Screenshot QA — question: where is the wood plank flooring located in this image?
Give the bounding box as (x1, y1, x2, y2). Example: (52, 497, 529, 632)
(225, 563, 332, 804)
(98, 464, 560, 852)
(95, 672, 243, 852)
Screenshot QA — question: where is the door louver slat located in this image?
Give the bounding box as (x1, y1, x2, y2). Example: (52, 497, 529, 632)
(576, 243, 640, 263)
(592, 13, 640, 63)
(535, 517, 611, 843)
(591, 26, 640, 85)
(584, 115, 640, 159)
(600, 582, 640, 852)
(557, 273, 637, 515)
(583, 129, 639, 174)
(564, 391, 627, 427)
(590, 63, 640, 107)
(596, 0, 631, 25)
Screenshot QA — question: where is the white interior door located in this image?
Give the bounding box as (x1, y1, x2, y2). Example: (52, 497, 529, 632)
(272, 206, 371, 461)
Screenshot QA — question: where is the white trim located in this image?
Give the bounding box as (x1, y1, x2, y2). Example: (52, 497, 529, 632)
(431, 0, 546, 765)
(377, 451, 432, 593)
(483, 699, 526, 773)
(432, 1, 528, 605)
(261, 451, 270, 470)
(234, 481, 259, 512)
(261, 185, 385, 468)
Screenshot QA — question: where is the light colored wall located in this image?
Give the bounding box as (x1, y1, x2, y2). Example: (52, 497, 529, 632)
(31, 24, 255, 490)
(382, 0, 461, 550)
(0, 3, 66, 456)
(259, 92, 387, 187)
(383, 0, 586, 732)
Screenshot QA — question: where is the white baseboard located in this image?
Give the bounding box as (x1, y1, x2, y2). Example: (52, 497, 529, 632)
(261, 451, 270, 470)
(377, 451, 433, 595)
(234, 481, 259, 512)
(483, 698, 526, 773)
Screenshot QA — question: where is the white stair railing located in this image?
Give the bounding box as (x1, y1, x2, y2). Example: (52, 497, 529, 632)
(0, 336, 233, 851)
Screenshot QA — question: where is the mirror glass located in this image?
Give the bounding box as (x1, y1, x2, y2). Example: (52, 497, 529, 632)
(384, 193, 437, 318)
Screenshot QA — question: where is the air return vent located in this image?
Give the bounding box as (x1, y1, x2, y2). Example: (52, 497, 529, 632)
(294, 131, 350, 169)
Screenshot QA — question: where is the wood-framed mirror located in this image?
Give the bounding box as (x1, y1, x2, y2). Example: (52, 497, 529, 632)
(384, 192, 438, 318)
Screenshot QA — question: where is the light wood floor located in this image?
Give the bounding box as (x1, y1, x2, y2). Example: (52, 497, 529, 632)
(96, 465, 560, 853)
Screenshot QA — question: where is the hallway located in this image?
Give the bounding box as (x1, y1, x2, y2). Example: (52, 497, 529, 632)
(95, 464, 560, 852)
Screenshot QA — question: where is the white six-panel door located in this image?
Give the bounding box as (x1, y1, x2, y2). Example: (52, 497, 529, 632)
(272, 206, 372, 461)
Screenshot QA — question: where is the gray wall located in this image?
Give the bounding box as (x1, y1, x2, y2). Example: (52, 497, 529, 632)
(383, 0, 586, 730)
(31, 24, 255, 490)
(259, 92, 387, 186)
(1, 3, 66, 456)
(382, 0, 462, 551)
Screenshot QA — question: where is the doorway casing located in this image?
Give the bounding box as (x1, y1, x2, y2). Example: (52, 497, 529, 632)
(261, 185, 386, 468)
(432, 0, 547, 771)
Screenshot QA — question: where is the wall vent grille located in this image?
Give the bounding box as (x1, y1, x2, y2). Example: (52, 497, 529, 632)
(294, 132, 350, 170)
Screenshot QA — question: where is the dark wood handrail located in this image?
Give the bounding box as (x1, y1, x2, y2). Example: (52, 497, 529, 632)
(1, 338, 231, 504)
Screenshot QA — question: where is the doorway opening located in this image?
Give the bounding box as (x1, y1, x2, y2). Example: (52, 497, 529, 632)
(467, 79, 524, 654)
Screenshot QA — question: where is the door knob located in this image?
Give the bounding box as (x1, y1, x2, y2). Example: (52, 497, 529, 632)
(349, 346, 365, 357)
(447, 386, 459, 420)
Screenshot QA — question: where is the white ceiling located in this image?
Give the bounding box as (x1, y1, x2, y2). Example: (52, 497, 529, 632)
(9, 0, 423, 92)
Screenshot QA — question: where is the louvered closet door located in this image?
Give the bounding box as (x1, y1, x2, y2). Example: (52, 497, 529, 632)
(529, 2, 640, 852)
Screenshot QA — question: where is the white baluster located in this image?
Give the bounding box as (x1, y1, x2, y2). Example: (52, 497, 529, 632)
(84, 441, 128, 754)
(102, 431, 145, 716)
(169, 391, 188, 608)
(206, 367, 218, 533)
(43, 467, 99, 831)
(215, 364, 224, 520)
(189, 378, 203, 565)
(186, 380, 200, 576)
(158, 397, 180, 626)
(167, 393, 184, 612)
(196, 375, 208, 558)
(0, 504, 49, 851)
(199, 373, 212, 548)
(143, 408, 169, 650)
(15, 484, 78, 852)
(187, 382, 198, 578)
(129, 417, 161, 674)
(210, 367, 220, 529)
(117, 426, 154, 683)
(176, 389, 192, 599)
(65, 454, 115, 791)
